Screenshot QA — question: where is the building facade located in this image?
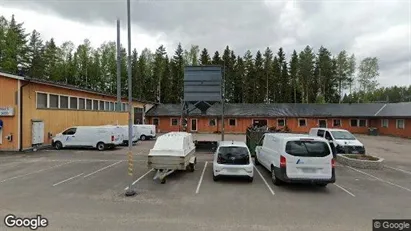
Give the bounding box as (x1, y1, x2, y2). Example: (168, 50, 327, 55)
(0, 72, 153, 151)
(145, 103, 411, 138)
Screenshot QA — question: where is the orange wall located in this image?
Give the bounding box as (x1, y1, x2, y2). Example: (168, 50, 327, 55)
(373, 118, 411, 138)
(0, 77, 19, 150)
(148, 116, 372, 135)
(22, 82, 144, 149)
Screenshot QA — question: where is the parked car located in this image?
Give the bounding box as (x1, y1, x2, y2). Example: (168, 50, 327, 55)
(309, 128, 365, 154)
(213, 141, 254, 182)
(114, 125, 139, 145)
(255, 133, 335, 187)
(134, 124, 156, 141)
(52, 126, 123, 151)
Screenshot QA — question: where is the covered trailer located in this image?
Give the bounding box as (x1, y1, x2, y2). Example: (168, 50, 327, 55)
(148, 132, 197, 183)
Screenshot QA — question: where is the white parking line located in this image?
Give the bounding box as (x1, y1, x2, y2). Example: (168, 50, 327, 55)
(385, 166, 411, 175)
(195, 161, 208, 194)
(124, 169, 154, 190)
(83, 160, 123, 178)
(333, 183, 355, 197)
(346, 166, 411, 193)
(53, 173, 84, 186)
(0, 161, 72, 183)
(253, 166, 275, 196)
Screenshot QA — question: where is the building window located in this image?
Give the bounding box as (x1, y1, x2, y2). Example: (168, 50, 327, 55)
(229, 118, 236, 126)
(104, 101, 109, 111)
(121, 103, 126, 111)
(79, 98, 85, 110)
(298, 118, 307, 127)
(381, 119, 389, 128)
(99, 101, 104, 111)
(49, 94, 59, 108)
(153, 118, 159, 125)
(86, 99, 92, 110)
(70, 97, 78, 109)
(277, 119, 285, 127)
(171, 118, 179, 126)
(396, 119, 405, 129)
(359, 119, 367, 127)
(93, 100, 99, 110)
(36, 93, 47, 108)
(109, 102, 114, 111)
(333, 119, 341, 127)
(60, 96, 69, 109)
(209, 118, 216, 126)
(350, 119, 358, 127)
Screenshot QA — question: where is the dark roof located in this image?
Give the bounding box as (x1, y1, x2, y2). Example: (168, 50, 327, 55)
(145, 103, 411, 118)
(376, 103, 411, 117)
(23, 77, 156, 104)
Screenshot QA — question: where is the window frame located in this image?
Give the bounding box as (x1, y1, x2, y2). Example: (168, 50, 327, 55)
(359, 119, 367, 127)
(209, 118, 217, 127)
(69, 96, 78, 110)
(170, 118, 179, 126)
(333, 119, 341, 127)
(49, 94, 59, 109)
(78, 98, 86, 110)
(153, 118, 159, 126)
(350, 119, 358, 127)
(381, 119, 389, 128)
(36, 92, 48, 109)
(396, 119, 405, 129)
(228, 118, 236, 126)
(59, 95, 69, 109)
(298, 118, 307, 127)
(277, 118, 286, 127)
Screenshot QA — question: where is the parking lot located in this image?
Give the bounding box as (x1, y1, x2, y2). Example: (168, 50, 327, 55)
(1, 134, 411, 231)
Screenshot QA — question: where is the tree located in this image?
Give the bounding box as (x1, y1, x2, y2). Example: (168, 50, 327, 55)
(199, 48, 211, 65)
(0, 16, 8, 70)
(170, 43, 184, 103)
(358, 57, 379, 93)
(254, 50, 264, 103)
(263, 47, 273, 103)
(212, 51, 222, 65)
(234, 56, 245, 103)
(243, 50, 254, 103)
(316, 46, 335, 103)
(152, 45, 167, 102)
(60, 41, 74, 84)
(289, 50, 299, 103)
(298, 46, 315, 103)
(335, 50, 350, 101)
(131, 48, 139, 98)
(347, 54, 356, 95)
(27, 30, 44, 78)
(43, 38, 61, 81)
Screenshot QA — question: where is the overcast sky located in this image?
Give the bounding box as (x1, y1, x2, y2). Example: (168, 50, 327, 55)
(1, 0, 410, 87)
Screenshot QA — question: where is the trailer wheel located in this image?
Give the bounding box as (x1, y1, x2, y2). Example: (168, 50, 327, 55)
(160, 178, 166, 184)
(187, 163, 195, 172)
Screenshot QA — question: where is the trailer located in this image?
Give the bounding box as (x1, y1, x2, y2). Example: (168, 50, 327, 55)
(147, 132, 197, 184)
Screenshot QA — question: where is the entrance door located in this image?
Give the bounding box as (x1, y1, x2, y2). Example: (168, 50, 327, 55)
(32, 121, 45, 145)
(319, 119, 327, 128)
(191, 119, 198, 132)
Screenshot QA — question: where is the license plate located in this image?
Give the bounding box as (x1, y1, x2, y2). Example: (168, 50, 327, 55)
(351, 150, 359, 154)
(227, 168, 238, 173)
(301, 168, 316, 173)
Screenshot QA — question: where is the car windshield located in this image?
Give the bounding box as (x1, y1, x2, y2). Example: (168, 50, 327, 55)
(218, 146, 249, 157)
(286, 140, 331, 157)
(331, 131, 356, 140)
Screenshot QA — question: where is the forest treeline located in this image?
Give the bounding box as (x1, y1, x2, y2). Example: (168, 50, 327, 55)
(1, 15, 410, 104)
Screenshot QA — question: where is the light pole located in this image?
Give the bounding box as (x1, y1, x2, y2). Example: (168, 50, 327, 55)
(125, 0, 136, 197)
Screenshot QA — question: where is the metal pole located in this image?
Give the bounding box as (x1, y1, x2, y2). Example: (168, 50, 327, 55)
(221, 64, 225, 141)
(116, 19, 121, 111)
(125, 0, 136, 197)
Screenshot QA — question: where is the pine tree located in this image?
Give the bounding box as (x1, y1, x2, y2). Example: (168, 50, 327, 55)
(243, 50, 254, 103)
(152, 45, 167, 102)
(27, 30, 44, 78)
(316, 46, 335, 102)
(131, 48, 139, 98)
(254, 50, 264, 103)
(234, 56, 245, 103)
(212, 51, 222, 65)
(199, 48, 211, 65)
(263, 47, 273, 103)
(336, 50, 350, 101)
(160, 56, 172, 103)
(271, 56, 281, 102)
(289, 50, 299, 103)
(0, 16, 8, 70)
(43, 38, 61, 81)
(171, 43, 184, 103)
(298, 46, 315, 103)
(3, 15, 29, 74)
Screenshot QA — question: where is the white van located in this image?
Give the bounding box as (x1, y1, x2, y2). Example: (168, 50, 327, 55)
(309, 128, 365, 154)
(115, 125, 139, 145)
(52, 126, 123, 151)
(134, 124, 156, 141)
(255, 133, 335, 186)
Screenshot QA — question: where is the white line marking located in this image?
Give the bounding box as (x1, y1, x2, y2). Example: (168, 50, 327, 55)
(333, 183, 355, 197)
(195, 161, 208, 194)
(385, 166, 411, 175)
(0, 162, 72, 183)
(254, 166, 275, 196)
(346, 166, 411, 193)
(53, 173, 84, 186)
(124, 169, 154, 190)
(83, 160, 123, 178)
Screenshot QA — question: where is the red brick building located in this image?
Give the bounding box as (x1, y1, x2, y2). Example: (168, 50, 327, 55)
(145, 103, 411, 138)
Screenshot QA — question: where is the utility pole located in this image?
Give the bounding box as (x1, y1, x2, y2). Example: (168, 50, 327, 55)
(116, 19, 121, 111)
(125, 0, 136, 197)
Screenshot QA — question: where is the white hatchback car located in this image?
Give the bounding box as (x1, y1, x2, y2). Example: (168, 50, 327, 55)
(213, 141, 254, 182)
